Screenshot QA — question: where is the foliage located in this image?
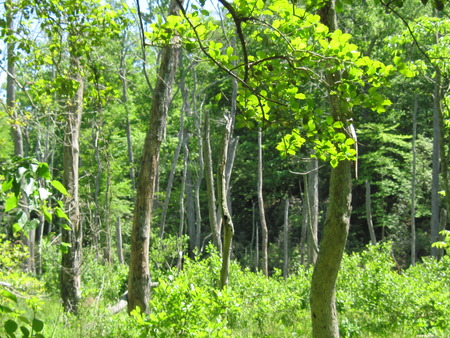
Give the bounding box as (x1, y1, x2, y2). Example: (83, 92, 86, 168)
(0, 157, 69, 236)
(0, 235, 46, 338)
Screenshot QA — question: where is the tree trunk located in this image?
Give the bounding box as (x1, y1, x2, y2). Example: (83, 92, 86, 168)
(307, 158, 319, 265)
(193, 96, 204, 253)
(116, 216, 124, 264)
(365, 180, 377, 246)
(203, 109, 222, 252)
(127, 0, 182, 314)
(431, 72, 441, 259)
(119, 34, 136, 191)
(177, 134, 189, 270)
(104, 155, 112, 264)
(257, 128, 269, 277)
(310, 2, 353, 336)
(411, 96, 418, 266)
(159, 107, 185, 239)
(283, 197, 290, 280)
(61, 49, 84, 314)
(92, 123, 102, 257)
(219, 115, 235, 289)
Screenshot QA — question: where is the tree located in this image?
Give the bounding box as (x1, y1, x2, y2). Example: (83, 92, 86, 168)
(127, 0, 184, 314)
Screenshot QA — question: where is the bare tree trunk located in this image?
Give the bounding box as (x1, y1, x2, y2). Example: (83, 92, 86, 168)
(366, 180, 377, 246)
(203, 109, 221, 252)
(104, 155, 112, 264)
(92, 123, 102, 257)
(257, 128, 269, 277)
(411, 96, 418, 266)
(431, 72, 442, 259)
(159, 107, 185, 239)
(127, 0, 182, 314)
(311, 2, 353, 336)
(177, 134, 189, 270)
(61, 50, 84, 314)
(219, 115, 235, 289)
(186, 152, 197, 258)
(283, 197, 290, 280)
(193, 95, 204, 252)
(307, 158, 319, 265)
(116, 216, 124, 264)
(119, 34, 136, 191)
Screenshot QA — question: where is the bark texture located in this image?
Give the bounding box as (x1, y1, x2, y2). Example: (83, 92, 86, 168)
(310, 1, 353, 336)
(257, 128, 269, 276)
(127, 0, 182, 314)
(61, 51, 84, 314)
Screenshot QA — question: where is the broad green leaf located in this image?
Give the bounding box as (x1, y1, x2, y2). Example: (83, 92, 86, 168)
(32, 318, 44, 332)
(37, 163, 51, 180)
(2, 178, 13, 193)
(4, 319, 18, 334)
(13, 222, 23, 234)
(20, 325, 30, 338)
(51, 180, 68, 195)
(5, 195, 18, 212)
(1, 289, 18, 303)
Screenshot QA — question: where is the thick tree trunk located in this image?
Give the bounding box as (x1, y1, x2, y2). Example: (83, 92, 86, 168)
(257, 128, 269, 277)
(310, 2, 353, 336)
(127, 0, 182, 314)
(61, 51, 84, 314)
(365, 180, 377, 245)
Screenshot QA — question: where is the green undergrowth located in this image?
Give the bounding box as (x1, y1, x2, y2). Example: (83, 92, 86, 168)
(1, 238, 450, 337)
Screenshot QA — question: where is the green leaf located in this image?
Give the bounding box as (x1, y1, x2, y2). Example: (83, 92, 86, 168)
(51, 180, 68, 196)
(1, 289, 18, 303)
(37, 163, 51, 180)
(61, 223, 72, 231)
(20, 326, 30, 338)
(13, 223, 23, 234)
(5, 195, 18, 212)
(215, 93, 222, 101)
(333, 121, 344, 128)
(55, 208, 69, 221)
(32, 318, 44, 333)
(2, 178, 13, 193)
(60, 242, 71, 254)
(4, 319, 18, 334)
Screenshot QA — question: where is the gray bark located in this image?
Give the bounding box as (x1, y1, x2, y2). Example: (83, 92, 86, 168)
(116, 217, 124, 264)
(127, 0, 183, 314)
(203, 109, 222, 252)
(61, 48, 84, 314)
(307, 158, 319, 265)
(365, 180, 377, 246)
(411, 96, 418, 265)
(431, 72, 441, 259)
(257, 128, 269, 277)
(283, 197, 290, 280)
(219, 115, 235, 289)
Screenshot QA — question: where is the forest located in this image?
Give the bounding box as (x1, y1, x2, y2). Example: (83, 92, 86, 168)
(1, 0, 450, 336)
